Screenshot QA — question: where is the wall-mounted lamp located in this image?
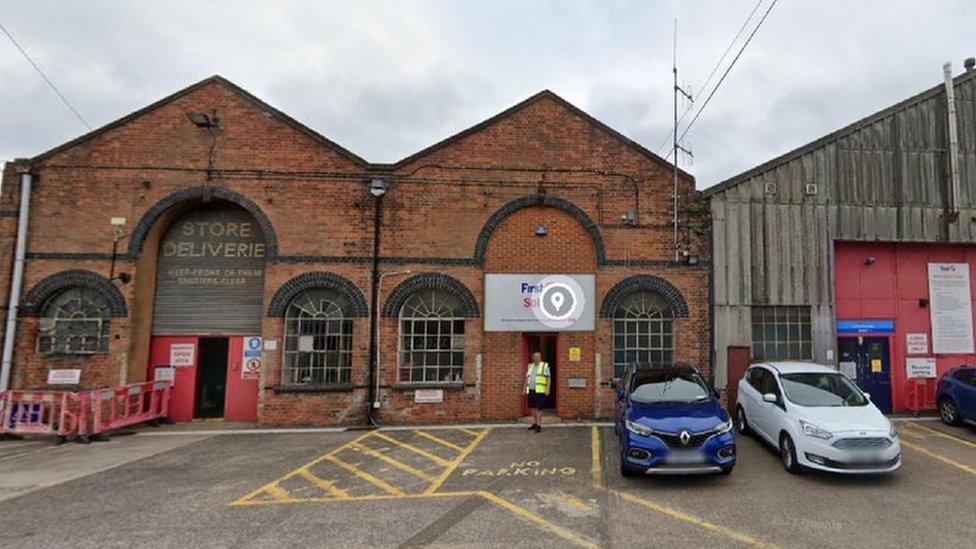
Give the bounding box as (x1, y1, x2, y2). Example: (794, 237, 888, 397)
(369, 179, 388, 198)
(620, 208, 637, 226)
(187, 111, 219, 129)
(864, 257, 877, 266)
(535, 224, 548, 237)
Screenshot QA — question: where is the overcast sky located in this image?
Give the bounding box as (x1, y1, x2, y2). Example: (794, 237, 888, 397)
(1, 0, 973, 188)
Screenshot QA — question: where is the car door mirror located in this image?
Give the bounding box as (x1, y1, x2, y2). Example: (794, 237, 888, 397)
(712, 388, 721, 400)
(862, 391, 872, 401)
(762, 393, 779, 404)
(609, 378, 619, 389)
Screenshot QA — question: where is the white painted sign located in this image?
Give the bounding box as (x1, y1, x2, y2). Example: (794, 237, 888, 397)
(154, 367, 176, 383)
(928, 263, 975, 354)
(906, 357, 937, 379)
(47, 369, 81, 385)
(263, 339, 278, 351)
(414, 389, 444, 403)
(242, 336, 262, 381)
(839, 361, 856, 381)
(484, 274, 595, 332)
(906, 333, 929, 355)
(169, 343, 195, 367)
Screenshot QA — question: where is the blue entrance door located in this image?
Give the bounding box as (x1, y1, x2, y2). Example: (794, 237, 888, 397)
(838, 336, 892, 413)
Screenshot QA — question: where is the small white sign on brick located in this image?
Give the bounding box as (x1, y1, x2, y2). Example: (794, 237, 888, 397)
(47, 369, 81, 385)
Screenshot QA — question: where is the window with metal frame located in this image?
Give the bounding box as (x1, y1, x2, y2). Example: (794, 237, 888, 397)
(282, 288, 354, 385)
(612, 292, 674, 378)
(398, 289, 465, 384)
(37, 287, 111, 355)
(751, 306, 812, 361)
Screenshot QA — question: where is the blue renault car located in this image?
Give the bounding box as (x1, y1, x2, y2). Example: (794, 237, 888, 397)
(936, 365, 976, 427)
(614, 363, 736, 476)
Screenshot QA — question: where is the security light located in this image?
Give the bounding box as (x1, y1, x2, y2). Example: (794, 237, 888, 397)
(535, 224, 548, 237)
(187, 111, 214, 128)
(369, 179, 388, 198)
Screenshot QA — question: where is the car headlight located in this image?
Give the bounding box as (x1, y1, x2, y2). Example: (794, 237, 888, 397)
(799, 420, 833, 440)
(625, 419, 653, 437)
(889, 422, 899, 439)
(716, 419, 733, 434)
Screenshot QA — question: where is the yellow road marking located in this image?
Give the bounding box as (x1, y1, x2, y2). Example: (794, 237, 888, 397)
(414, 430, 466, 452)
(233, 490, 482, 507)
(901, 439, 976, 476)
(591, 426, 602, 487)
(264, 483, 291, 502)
(589, 427, 773, 548)
(326, 455, 404, 495)
(297, 469, 348, 498)
(351, 443, 436, 482)
(478, 491, 600, 549)
(459, 428, 480, 437)
(231, 430, 377, 505)
(899, 428, 926, 440)
(552, 491, 592, 512)
(424, 428, 490, 494)
(373, 432, 452, 467)
(907, 422, 976, 449)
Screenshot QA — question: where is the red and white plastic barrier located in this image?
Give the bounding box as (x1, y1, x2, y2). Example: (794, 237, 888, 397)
(0, 381, 171, 439)
(0, 389, 83, 436)
(86, 381, 171, 436)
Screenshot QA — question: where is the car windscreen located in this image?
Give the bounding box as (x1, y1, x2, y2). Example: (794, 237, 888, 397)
(630, 370, 710, 403)
(779, 372, 868, 407)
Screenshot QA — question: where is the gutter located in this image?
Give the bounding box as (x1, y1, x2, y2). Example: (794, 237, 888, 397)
(0, 170, 32, 391)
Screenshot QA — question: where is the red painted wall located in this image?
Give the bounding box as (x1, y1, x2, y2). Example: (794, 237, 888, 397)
(835, 242, 976, 412)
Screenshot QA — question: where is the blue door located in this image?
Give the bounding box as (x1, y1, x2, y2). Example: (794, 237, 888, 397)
(839, 337, 892, 413)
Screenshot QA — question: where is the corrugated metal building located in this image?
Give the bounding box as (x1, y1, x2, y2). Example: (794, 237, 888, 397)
(705, 60, 976, 413)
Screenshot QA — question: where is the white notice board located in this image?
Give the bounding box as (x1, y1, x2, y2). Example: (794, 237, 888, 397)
(928, 263, 975, 354)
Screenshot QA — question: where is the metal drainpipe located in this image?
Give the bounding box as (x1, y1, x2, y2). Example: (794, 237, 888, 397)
(366, 192, 383, 426)
(0, 171, 32, 392)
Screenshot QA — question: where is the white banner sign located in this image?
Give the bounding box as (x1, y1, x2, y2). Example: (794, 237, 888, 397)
(484, 274, 595, 332)
(154, 367, 176, 383)
(906, 333, 928, 355)
(906, 357, 937, 379)
(928, 263, 975, 354)
(47, 369, 81, 385)
(169, 343, 196, 367)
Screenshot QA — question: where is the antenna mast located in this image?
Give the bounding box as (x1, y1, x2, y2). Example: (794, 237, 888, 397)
(672, 19, 693, 262)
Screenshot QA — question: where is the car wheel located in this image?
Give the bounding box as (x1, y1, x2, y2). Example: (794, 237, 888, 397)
(939, 398, 962, 426)
(779, 433, 802, 474)
(736, 406, 752, 436)
(620, 453, 637, 477)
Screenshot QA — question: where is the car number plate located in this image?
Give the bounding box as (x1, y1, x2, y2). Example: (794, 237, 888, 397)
(663, 450, 706, 465)
(847, 451, 884, 463)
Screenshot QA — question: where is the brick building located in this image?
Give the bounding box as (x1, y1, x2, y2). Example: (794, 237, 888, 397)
(0, 76, 707, 426)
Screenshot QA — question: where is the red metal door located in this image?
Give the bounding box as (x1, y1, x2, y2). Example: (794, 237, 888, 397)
(148, 336, 198, 422)
(725, 346, 752, 413)
(223, 336, 260, 421)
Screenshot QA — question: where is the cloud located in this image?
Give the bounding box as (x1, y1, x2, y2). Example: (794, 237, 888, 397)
(1, 0, 973, 187)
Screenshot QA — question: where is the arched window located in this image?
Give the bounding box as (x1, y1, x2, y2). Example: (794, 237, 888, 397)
(283, 289, 354, 385)
(398, 289, 466, 383)
(612, 292, 674, 377)
(37, 287, 111, 355)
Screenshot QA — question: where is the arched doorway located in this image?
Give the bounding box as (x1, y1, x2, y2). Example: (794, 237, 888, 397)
(145, 201, 268, 421)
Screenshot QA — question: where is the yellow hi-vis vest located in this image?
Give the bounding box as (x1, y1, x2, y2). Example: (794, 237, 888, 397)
(525, 362, 550, 394)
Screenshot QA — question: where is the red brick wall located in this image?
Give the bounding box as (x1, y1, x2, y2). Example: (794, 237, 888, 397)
(0, 78, 708, 426)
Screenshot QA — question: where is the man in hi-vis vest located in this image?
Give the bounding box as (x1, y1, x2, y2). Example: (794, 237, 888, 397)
(525, 351, 550, 433)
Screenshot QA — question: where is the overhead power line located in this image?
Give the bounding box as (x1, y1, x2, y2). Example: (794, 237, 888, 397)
(0, 18, 92, 130)
(654, 0, 766, 157)
(677, 0, 779, 143)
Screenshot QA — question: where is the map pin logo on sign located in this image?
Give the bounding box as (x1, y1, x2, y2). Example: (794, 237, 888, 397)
(534, 275, 585, 328)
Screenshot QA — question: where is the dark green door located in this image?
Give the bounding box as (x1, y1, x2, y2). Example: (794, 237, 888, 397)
(195, 338, 229, 418)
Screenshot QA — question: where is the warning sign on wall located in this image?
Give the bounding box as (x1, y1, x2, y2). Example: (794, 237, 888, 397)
(242, 336, 262, 380)
(170, 343, 195, 367)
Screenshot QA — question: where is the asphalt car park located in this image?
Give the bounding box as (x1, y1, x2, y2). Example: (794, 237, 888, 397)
(0, 420, 974, 548)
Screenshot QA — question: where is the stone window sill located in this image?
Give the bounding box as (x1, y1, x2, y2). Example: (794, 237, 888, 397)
(272, 383, 354, 393)
(391, 382, 469, 392)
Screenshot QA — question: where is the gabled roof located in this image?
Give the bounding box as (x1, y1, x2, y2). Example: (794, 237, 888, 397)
(389, 89, 695, 182)
(30, 75, 368, 166)
(703, 68, 976, 198)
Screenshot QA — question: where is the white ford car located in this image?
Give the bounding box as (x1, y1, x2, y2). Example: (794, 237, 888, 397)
(736, 362, 901, 474)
